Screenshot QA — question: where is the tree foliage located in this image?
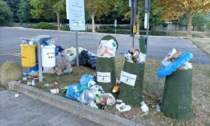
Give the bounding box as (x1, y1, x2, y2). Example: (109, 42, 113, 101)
(192, 13, 206, 31)
(155, 0, 210, 37)
(0, 1, 13, 24)
(85, 0, 113, 32)
(3, 0, 20, 22)
(17, 0, 32, 23)
(30, 0, 65, 30)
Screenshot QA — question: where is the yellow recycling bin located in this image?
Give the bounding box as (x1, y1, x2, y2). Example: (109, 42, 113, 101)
(20, 44, 36, 68)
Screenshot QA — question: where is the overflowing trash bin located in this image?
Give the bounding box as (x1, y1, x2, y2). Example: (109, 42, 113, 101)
(119, 48, 146, 106)
(96, 35, 118, 93)
(20, 40, 36, 68)
(157, 48, 194, 120)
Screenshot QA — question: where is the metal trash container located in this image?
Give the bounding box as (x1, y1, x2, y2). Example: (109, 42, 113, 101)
(161, 69, 194, 120)
(20, 44, 36, 68)
(96, 35, 118, 93)
(119, 60, 145, 106)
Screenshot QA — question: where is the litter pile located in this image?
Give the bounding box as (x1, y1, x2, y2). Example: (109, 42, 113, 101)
(97, 39, 117, 57)
(63, 47, 96, 69)
(65, 74, 115, 109)
(124, 48, 146, 63)
(157, 48, 193, 78)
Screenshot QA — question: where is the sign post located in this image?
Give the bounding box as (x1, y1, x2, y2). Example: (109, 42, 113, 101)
(67, 0, 85, 67)
(144, 0, 150, 54)
(114, 19, 117, 34)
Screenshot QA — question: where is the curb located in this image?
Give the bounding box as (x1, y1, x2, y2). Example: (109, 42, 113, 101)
(8, 81, 143, 126)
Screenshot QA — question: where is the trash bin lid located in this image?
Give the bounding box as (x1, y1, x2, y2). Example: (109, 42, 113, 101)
(99, 35, 118, 50)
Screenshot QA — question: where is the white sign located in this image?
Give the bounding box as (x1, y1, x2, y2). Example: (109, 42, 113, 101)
(129, 0, 131, 7)
(120, 71, 137, 86)
(66, 0, 69, 19)
(144, 13, 149, 29)
(68, 0, 85, 30)
(97, 72, 111, 83)
(114, 20, 117, 27)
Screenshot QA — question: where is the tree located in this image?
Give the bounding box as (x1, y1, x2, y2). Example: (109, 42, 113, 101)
(30, 0, 65, 30)
(85, 0, 113, 32)
(3, 0, 20, 22)
(192, 13, 206, 31)
(155, 0, 210, 37)
(17, 0, 32, 23)
(0, 1, 13, 24)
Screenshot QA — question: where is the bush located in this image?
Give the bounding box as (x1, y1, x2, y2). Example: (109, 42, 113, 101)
(140, 30, 167, 36)
(28, 22, 57, 30)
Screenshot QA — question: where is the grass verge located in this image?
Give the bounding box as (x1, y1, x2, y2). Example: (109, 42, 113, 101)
(23, 55, 210, 125)
(191, 38, 210, 55)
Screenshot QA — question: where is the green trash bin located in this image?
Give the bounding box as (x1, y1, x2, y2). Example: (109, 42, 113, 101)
(96, 35, 118, 93)
(119, 60, 145, 106)
(161, 69, 194, 120)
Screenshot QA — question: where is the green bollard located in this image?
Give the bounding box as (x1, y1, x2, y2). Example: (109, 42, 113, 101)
(139, 36, 146, 53)
(161, 69, 194, 120)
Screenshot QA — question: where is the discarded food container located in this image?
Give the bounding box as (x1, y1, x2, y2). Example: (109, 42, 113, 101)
(41, 45, 56, 67)
(20, 44, 36, 68)
(96, 35, 118, 93)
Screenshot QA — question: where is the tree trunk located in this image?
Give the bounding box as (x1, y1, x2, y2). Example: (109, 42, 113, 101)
(56, 12, 60, 31)
(91, 15, 95, 32)
(136, 14, 140, 35)
(187, 14, 192, 37)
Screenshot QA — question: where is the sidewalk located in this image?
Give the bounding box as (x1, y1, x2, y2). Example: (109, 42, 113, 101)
(0, 90, 102, 126)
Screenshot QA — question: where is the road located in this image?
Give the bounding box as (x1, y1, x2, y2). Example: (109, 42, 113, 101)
(0, 27, 210, 68)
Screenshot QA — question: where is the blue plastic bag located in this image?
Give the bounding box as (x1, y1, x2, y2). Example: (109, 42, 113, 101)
(157, 52, 193, 78)
(80, 74, 95, 85)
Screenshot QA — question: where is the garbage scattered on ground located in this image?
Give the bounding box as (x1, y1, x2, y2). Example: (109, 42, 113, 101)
(29, 70, 38, 77)
(23, 77, 27, 81)
(140, 101, 149, 113)
(65, 74, 116, 109)
(124, 48, 146, 63)
(116, 103, 131, 112)
(27, 82, 32, 86)
(97, 39, 117, 57)
(15, 94, 19, 97)
(157, 48, 193, 78)
(31, 80, 36, 86)
(50, 88, 59, 94)
(44, 83, 54, 88)
(112, 79, 120, 93)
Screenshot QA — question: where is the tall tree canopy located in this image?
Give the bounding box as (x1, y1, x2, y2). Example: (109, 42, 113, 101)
(155, 0, 210, 37)
(85, 0, 113, 32)
(0, 1, 13, 24)
(30, 0, 65, 30)
(17, 0, 32, 23)
(3, 0, 20, 22)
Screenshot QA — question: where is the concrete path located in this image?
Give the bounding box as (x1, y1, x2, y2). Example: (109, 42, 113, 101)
(0, 90, 101, 126)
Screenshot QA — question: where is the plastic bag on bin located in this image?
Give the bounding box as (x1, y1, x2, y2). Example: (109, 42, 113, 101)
(55, 52, 72, 75)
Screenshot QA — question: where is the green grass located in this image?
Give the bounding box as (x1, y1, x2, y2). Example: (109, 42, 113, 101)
(191, 38, 210, 55)
(22, 55, 210, 125)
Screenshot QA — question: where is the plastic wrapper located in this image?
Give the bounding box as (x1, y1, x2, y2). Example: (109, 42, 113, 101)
(79, 90, 96, 104)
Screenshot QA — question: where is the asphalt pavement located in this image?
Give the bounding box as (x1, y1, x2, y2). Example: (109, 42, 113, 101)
(0, 27, 209, 67)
